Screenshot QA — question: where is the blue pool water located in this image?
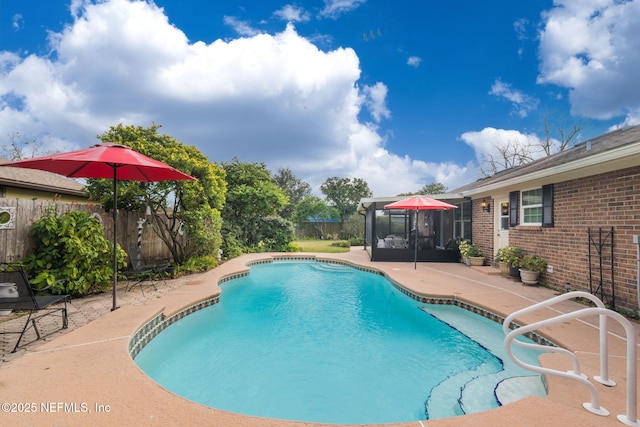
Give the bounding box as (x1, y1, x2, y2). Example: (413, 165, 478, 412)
(135, 260, 545, 424)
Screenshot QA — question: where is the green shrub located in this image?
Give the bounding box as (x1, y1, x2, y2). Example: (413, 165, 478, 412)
(458, 239, 481, 257)
(466, 244, 482, 257)
(253, 216, 295, 251)
(502, 246, 524, 267)
(349, 237, 365, 246)
(494, 247, 508, 262)
(330, 240, 351, 248)
(177, 254, 218, 274)
(284, 242, 302, 252)
(520, 255, 547, 273)
(25, 207, 126, 296)
(458, 239, 471, 257)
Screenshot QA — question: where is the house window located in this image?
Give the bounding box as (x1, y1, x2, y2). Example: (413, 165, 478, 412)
(454, 200, 471, 240)
(499, 201, 509, 231)
(521, 188, 543, 225)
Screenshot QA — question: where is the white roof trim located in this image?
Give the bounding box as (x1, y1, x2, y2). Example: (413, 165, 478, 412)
(460, 142, 640, 196)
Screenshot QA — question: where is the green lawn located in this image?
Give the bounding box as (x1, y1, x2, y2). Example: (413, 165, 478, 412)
(292, 240, 350, 253)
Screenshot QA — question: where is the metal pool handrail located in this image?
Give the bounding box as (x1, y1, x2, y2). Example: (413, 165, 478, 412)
(502, 291, 638, 426)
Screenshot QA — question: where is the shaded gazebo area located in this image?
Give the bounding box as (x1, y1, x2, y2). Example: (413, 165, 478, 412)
(358, 195, 470, 263)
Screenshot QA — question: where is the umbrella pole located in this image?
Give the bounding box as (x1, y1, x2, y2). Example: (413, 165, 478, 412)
(112, 170, 118, 311)
(414, 209, 418, 269)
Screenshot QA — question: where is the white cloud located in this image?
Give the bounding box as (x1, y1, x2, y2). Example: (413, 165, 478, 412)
(608, 109, 640, 131)
(319, 0, 367, 19)
(460, 127, 548, 170)
(363, 82, 390, 123)
(513, 18, 530, 57)
(12, 14, 24, 31)
(69, 0, 87, 19)
(537, 0, 640, 125)
(0, 0, 470, 196)
(223, 16, 261, 36)
(407, 56, 421, 68)
(489, 79, 539, 118)
(274, 5, 311, 23)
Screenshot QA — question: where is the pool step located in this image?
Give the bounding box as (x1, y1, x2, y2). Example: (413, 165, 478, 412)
(425, 361, 499, 419)
(495, 375, 547, 405)
(308, 262, 353, 273)
(459, 371, 507, 415)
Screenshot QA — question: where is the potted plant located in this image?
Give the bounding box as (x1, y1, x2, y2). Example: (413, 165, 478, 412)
(502, 246, 524, 279)
(494, 247, 511, 276)
(466, 244, 485, 266)
(458, 239, 471, 265)
(519, 254, 547, 285)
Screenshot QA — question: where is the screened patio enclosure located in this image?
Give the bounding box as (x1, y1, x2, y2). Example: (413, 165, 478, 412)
(359, 196, 470, 263)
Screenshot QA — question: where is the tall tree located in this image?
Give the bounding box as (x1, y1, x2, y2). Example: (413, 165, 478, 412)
(397, 182, 448, 196)
(221, 158, 292, 254)
(480, 137, 536, 176)
(292, 196, 339, 239)
(86, 123, 227, 264)
(481, 117, 585, 176)
(272, 167, 312, 219)
(541, 113, 584, 155)
(320, 177, 372, 234)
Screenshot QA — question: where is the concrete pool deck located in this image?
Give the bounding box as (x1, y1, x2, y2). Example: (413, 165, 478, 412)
(0, 247, 638, 426)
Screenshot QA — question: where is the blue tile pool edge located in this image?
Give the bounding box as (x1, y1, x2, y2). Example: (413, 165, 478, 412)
(128, 255, 557, 361)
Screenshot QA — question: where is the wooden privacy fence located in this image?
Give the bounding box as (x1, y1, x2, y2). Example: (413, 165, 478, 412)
(295, 222, 342, 239)
(0, 198, 171, 265)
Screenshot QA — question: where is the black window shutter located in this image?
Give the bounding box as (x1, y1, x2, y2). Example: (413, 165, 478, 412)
(509, 191, 518, 227)
(542, 184, 554, 227)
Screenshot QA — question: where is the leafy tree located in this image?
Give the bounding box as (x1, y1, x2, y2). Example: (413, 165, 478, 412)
(86, 123, 226, 264)
(252, 216, 295, 251)
(222, 158, 288, 218)
(320, 177, 372, 235)
(343, 212, 365, 240)
(292, 196, 339, 239)
(273, 167, 312, 219)
(397, 182, 448, 196)
(221, 158, 292, 253)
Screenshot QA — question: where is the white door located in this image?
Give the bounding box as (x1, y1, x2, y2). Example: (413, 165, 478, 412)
(494, 198, 510, 253)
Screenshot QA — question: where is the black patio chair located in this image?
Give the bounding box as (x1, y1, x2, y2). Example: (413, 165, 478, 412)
(122, 258, 175, 295)
(0, 262, 70, 353)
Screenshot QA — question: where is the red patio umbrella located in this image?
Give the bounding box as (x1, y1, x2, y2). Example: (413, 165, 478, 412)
(384, 196, 457, 269)
(1, 143, 197, 310)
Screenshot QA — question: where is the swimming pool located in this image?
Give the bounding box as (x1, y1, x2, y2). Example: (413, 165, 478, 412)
(134, 259, 546, 424)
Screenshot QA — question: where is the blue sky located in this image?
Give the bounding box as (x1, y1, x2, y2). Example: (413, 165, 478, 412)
(1, 1, 639, 196)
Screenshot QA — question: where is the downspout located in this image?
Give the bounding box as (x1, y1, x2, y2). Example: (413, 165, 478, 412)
(359, 203, 367, 251)
(634, 235, 640, 309)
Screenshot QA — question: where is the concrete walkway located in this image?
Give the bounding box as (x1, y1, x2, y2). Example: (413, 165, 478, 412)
(0, 248, 638, 426)
(1, 270, 200, 364)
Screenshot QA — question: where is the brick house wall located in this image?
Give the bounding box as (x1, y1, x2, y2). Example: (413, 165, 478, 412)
(489, 165, 640, 312)
(472, 199, 494, 262)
